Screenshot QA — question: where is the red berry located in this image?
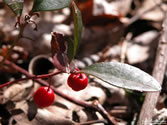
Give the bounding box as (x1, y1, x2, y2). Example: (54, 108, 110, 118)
(33, 86, 55, 108)
(67, 70, 88, 91)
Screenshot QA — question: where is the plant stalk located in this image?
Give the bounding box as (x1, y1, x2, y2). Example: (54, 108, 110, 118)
(0, 21, 25, 69)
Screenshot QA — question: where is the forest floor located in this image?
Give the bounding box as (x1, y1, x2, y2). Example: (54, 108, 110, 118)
(0, 0, 167, 125)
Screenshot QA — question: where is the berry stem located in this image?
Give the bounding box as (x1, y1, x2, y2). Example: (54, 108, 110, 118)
(47, 77, 52, 92)
(79, 73, 82, 78)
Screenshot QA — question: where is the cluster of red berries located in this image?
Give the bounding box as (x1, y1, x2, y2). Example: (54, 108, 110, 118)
(33, 68, 88, 108)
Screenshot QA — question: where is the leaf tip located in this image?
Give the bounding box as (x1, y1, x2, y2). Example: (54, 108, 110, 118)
(153, 81, 161, 92)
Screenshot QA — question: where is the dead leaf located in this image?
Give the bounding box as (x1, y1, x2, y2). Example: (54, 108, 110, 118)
(12, 112, 33, 125)
(3, 84, 25, 103)
(35, 108, 74, 125)
(51, 32, 72, 72)
(27, 100, 37, 121)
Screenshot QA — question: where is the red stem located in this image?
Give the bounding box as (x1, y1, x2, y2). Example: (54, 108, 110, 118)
(0, 71, 61, 88)
(1, 58, 115, 124)
(47, 77, 52, 92)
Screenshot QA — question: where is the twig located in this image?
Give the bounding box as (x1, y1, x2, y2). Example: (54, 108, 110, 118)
(120, 33, 132, 63)
(124, 2, 163, 27)
(137, 13, 167, 125)
(93, 101, 118, 125)
(2, 58, 116, 125)
(75, 119, 107, 125)
(0, 71, 61, 88)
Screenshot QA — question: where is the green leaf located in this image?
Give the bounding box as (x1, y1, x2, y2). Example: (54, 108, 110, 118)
(3, 0, 24, 16)
(71, 1, 83, 56)
(67, 38, 74, 62)
(32, 0, 70, 12)
(81, 62, 161, 92)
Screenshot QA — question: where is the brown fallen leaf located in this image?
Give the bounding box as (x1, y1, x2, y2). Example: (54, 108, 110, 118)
(76, 0, 123, 26)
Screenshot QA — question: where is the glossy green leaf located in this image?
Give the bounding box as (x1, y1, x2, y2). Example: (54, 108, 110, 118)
(71, 1, 83, 56)
(81, 62, 161, 92)
(32, 0, 70, 12)
(3, 0, 24, 16)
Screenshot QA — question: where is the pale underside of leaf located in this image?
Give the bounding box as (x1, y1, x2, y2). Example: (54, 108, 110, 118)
(81, 62, 161, 92)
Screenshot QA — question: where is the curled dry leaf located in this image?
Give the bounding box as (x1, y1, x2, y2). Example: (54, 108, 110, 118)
(51, 32, 75, 73)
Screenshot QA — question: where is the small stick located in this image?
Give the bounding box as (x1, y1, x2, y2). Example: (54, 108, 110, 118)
(137, 13, 167, 125)
(75, 119, 107, 125)
(0, 71, 61, 88)
(124, 2, 163, 27)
